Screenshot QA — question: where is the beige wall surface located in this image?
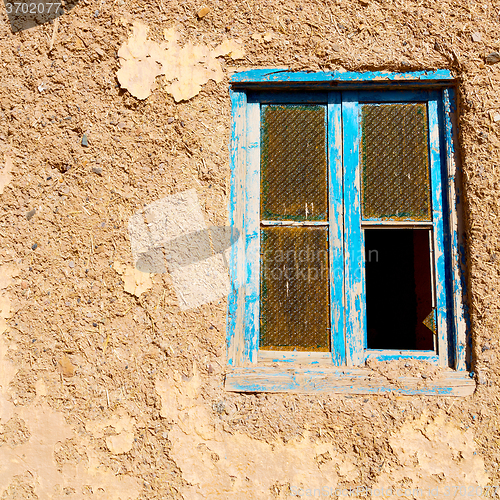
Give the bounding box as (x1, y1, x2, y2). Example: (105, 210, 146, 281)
(0, 0, 499, 498)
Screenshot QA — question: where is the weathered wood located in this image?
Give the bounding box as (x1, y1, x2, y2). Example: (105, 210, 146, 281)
(361, 220, 433, 227)
(231, 69, 454, 86)
(328, 92, 345, 365)
(226, 366, 475, 396)
(365, 349, 438, 364)
(260, 220, 328, 226)
(259, 351, 332, 364)
(244, 101, 261, 363)
(428, 98, 449, 367)
(443, 88, 468, 371)
(342, 92, 365, 366)
(356, 89, 441, 103)
(226, 90, 247, 367)
(247, 91, 328, 104)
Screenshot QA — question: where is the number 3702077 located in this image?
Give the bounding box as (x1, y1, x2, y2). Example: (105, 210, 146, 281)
(5, 2, 61, 14)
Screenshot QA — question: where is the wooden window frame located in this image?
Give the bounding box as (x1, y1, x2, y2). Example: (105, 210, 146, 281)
(226, 70, 474, 396)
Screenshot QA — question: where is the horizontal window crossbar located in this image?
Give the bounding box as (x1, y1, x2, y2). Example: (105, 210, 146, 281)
(365, 349, 438, 364)
(258, 351, 332, 364)
(261, 220, 328, 226)
(361, 220, 433, 227)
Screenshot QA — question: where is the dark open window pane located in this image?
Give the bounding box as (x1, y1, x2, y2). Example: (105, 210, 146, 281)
(361, 103, 432, 221)
(365, 229, 434, 350)
(260, 227, 330, 351)
(261, 105, 328, 221)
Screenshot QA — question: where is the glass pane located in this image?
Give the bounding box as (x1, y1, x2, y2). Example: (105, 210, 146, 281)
(261, 105, 327, 221)
(361, 103, 432, 221)
(260, 227, 330, 351)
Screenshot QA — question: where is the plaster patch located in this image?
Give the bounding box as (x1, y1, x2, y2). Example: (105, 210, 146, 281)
(155, 371, 358, 499)
(86, 408, 136, 455)
(0, 339, 16, 423)
(106, 431, 134, 454)
(0, 265, 19, 423)
(117, 21, 245, 101)
(372, 411, 489, 499)
(212, 39, 246, 60)
(113, 261, 153, 297)
(86, 407, 136, 455)
(34, 379, 47, 400)
(0, 263, 18, 290)
(0, 404, 140, 499)
(57, 354, 76, 377)
(0, 155, 13, 194)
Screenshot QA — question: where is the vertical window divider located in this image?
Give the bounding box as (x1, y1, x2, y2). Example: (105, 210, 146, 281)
(227, 90, 247, 367)
(328, 92, 346, 365)
(244, 101, 261, 365)
(443, 88, 468, 371)
(428, 98, 449, 367)
(342, 91, 366, 365)
(428, 228, 438, 352)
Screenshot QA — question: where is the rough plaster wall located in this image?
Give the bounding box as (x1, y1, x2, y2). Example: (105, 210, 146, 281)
(0, 0, 499, 498)
(155, 368, 361, 499)
(0, 265, 141, 498)
(373, 412, 489, 499)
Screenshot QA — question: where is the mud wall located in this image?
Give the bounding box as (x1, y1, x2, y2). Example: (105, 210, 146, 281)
(0, 0, 499, 498)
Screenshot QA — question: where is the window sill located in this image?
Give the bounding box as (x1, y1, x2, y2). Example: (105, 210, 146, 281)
(225, 366, 475, 396)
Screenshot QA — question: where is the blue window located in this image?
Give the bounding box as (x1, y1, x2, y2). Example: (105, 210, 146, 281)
(226, 70, 474, 396)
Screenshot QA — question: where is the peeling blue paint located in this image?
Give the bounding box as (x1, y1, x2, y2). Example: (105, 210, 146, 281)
(226, 74, 471, 394)
(328, 92, 346, 366)
(225, 367, 475, 395)
(227, 90, 247, 367)
(428, 97, 449, 367)
(231, 69, 454, 84)
(342, 91, 365, 366)
(244, 101, 261, 363)
(443, 87, 469, 371)
(365, 350, 439, 364)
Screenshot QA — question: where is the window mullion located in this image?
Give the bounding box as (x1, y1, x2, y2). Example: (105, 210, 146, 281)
(328, 92, 346, 366)
(428, 98, 449, 368)
(342, 91, 366, 366)
(443, 88, 467, 371)
(244, 101, 261, 364)
(260, 221, 328, 226)
(227, 90, 248, 367)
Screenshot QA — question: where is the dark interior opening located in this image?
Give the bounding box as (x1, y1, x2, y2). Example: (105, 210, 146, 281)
(364, 228, 434, 350)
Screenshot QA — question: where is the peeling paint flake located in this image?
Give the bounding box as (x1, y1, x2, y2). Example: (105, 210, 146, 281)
(106, 431, 134, 454)
(113, 261, 153, 297)
(57, 354, 76, 377)
(117, 21, 245, 101)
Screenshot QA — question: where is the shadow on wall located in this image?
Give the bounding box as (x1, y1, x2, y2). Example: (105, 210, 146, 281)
(136, 226, 239, 273)
(3, 0, 79, 32)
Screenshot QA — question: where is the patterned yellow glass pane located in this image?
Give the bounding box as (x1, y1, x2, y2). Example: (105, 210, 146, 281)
(260, 227, 330, 351)
(361, 103, 432, 221)
(261, 105, 327, 221)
